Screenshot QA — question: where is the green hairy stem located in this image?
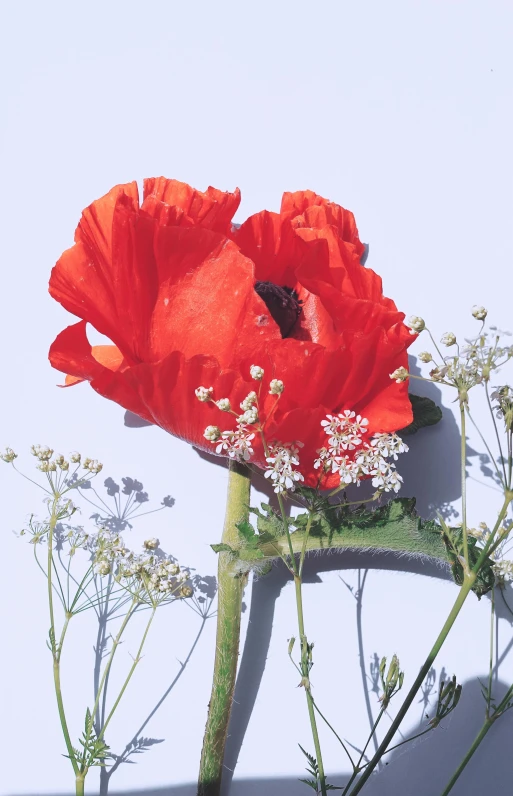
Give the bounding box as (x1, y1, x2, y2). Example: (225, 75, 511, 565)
(197, 461, 252, 796)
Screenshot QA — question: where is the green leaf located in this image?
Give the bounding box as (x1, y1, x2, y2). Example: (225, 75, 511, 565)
(399, 394, 442, 436)
(249, 503, 286, 537)
(211, 543, 235, 554)
(236, 518, 258, 544)
(443, 528, 495, 598)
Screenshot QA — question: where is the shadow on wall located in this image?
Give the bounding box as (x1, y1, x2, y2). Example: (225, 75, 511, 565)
(9, 678, 513, 796)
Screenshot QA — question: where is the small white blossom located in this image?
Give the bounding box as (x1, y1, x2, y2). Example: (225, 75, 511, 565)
(269, 379, 284, 395)
(407, 315, 425, 334)
(371, 460, 403, 493)
(389, 367, 409, 383)
(204, 425, 221, 442)
(143, 538, 160, 551)
(70, 452, 81, 463)
(370, 433, 409, 461)
(216, 428, 255, 461)
(441, 332, 457, 347)
(216, 398, 231, 412)
(472, 305, 488, 321)
(418, 351, 433, 363)
(250, 364, 264, 380)
(195, 386, 214, 402)
(0, 447, 17, 463)
(264, 442, 304, 493)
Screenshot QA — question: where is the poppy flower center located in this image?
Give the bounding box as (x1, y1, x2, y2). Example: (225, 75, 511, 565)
(254, 281, 303, 338)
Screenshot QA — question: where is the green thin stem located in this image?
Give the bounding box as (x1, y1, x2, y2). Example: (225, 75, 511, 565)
(486, 587, 495, 719)
(47, 498, 78, 776)
(440, 719, 493, 795)
(294, 575, 327, 796)
(346, 494, 512, 796)
(197, 460, 252, 796)
(98, 605, 156, 742)
(460, 403, 469, 567)
(83, 596, 138, 763)
(75, 774, 85, 796)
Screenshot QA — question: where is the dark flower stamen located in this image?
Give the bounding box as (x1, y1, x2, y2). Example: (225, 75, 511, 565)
(254, 281, 303, 338)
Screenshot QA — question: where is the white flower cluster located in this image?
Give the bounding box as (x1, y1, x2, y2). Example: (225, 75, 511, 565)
(0, 447, 17, 463)
(491, 385, 513, 429)
(492, 559, 513, 583)
(26, 445, 103, 476)
(198, 365, 285, 463)
(410, 308, 513, 398)
(314, 412, 408, 493)
(264, 442, 304, 494)
(66, 526, 193, 601)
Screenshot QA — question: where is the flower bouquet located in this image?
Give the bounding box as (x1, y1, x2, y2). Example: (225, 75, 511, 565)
(3, 179, 512, 795)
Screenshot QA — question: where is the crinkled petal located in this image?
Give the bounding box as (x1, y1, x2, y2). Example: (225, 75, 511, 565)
(143, 178, 240, 235)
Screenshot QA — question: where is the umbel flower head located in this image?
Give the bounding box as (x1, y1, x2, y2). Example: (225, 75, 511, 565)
(48, 179, 415, 487)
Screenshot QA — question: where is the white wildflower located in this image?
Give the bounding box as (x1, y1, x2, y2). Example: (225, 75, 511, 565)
(204, 425, 221, 442)
(143, 538, 160, 551)
(264, 442, 304, 494)
(472, 305, 488, 321)
(418, 351, 433, 363)
(0, 447, 17, 463)
(216, 398, 231, 412)
(269, 379, 284, 395)
(407, 316, 425, 334)
(441, 332, 457, 347)
(389, 366, 409, 383)
(195, 386, 213, 402)
(216, 427, 255, 461)
(250, 364, 264, 380)
(240, 391, 257, 411)
(239, 407, 258, 425)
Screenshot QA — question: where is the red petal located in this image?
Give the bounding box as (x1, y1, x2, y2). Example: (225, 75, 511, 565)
(148, 227, 281, 367)
(230, 210, 302, 286)
(281, 190, 365, 257)
(142, 178, 240, 235)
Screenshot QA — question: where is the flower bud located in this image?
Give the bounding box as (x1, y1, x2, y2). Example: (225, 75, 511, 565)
(472, 305, 487, 321)
(239, 407, 259, 425)
(407, 315, 425, 334)
(195, 386, 213, 402)
(240, 391, 257, 411)
(96, 560, 111, 576)
(389, 366, 409, 383)
(180, 585, 193, 598)
(269, 379, 284, 395)
(70, 452, 81, 463)
(418, 351, 433, 363)
(441, 332, 457, 346)
(203, 425, 221, 442)
(216, 398, 231, 412)
(0, 447, 17, 463)
(143, 537, 160, 550)
(250, 364, 264, 380)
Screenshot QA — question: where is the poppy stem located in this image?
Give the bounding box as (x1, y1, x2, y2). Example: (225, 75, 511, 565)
(197, 459, 252, 796)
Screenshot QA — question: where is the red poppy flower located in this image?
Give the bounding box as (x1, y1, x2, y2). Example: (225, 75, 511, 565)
(49, 178, 414, 487)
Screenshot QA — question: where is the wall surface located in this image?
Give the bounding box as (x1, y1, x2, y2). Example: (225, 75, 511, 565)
(1, 2, 513, 795)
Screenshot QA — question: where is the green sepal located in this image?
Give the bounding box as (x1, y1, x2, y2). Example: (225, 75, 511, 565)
(399, 394, 443, 436)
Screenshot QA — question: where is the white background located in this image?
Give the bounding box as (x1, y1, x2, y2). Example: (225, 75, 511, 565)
(1, 2, 513, 794)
